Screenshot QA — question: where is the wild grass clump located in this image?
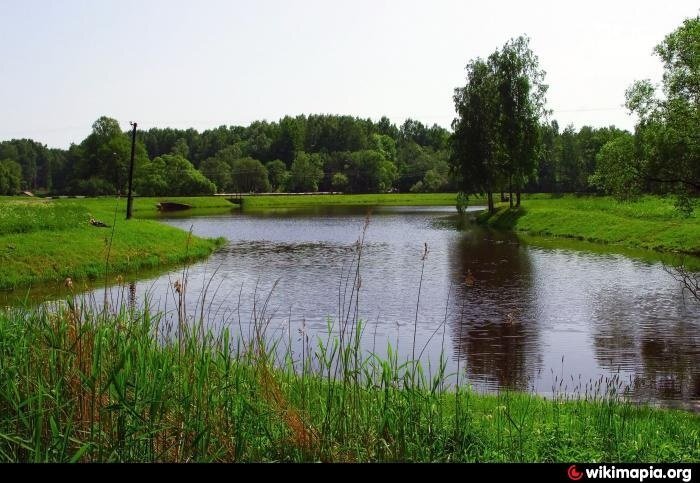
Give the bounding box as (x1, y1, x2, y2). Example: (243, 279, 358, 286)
(0, 264, 697, 462)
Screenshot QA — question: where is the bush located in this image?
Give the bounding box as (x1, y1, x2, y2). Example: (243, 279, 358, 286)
(331, 172, 348, 192)
(409, 180, 424, 193)
(456, 191, 469, 214)
(69, 177, 116, 196)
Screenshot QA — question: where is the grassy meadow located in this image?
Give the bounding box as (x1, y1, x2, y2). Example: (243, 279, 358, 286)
(0, 197, 229, 291)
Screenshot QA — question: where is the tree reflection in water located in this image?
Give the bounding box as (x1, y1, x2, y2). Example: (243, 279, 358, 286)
(448, 228, 542, 392)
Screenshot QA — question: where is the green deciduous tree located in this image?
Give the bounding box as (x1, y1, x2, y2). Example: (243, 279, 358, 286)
(589, 133, 642, 200)
(491, 36, 548, 207)
(271, 116, 306, 164)
(558, 125, 581, 192)
(331, 172, 349, 192)
(135, 157, 169, 196)
(73, 116, 149, 194)
(451, 36, 548, 212)
(451, 58, 499, 212)
(344, 150, 397, 193)
(265, 159, 288, 192)
(625, 16, 700, 211)
(0, 159, 22, 194)
(531, 120, 560, 193)
(199, 157, 232, 193)
(171, 138, 190, 159)
(422, 168, 449, 192)
(230, 157, 270, 193)
(371, 134, 397, 163)
(135, 154, 215, 196)
(289, 152, 324, 192)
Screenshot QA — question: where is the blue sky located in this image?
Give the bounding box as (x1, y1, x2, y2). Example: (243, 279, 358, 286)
(1, 0, 698, 147)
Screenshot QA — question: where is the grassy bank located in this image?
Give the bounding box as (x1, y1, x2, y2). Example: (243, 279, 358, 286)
(132, 196, 236, 215)
(242, 192, 462, 209)
(0, 197, 228, 290)
(0, 301, 696, 463)
(480, 195, 700, 256)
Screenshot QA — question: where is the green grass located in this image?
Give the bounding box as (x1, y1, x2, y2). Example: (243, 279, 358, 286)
(132, 196, 237, 213)
(480, 195, 700, 256)
(0, 200, 89, 235)
(0, 301, 696, 463)
(0, 197, 229, 290)
(518, 234, 700, 270)
(242, 192, 464, 209)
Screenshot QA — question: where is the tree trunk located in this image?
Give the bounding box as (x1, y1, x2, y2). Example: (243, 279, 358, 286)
(509, 175, 513, 209)
(516, 190, 521, 207)
(487, 191, 494, 214)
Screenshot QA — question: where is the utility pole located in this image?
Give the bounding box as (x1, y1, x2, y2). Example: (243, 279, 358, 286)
(126, 121, 137, 220)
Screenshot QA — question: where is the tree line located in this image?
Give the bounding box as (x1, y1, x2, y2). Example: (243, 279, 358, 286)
(0, 114, 637, 199)
(1, 16, 696, 207)
(0, 115, 455, 196)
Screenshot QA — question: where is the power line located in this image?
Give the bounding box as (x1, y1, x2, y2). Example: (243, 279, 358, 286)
(0, 125, 91, 136)
(550, 107, 628, 113)
(0, 107, 631, 141)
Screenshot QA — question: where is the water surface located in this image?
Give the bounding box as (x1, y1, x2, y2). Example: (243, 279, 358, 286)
(7, 205, 700, 409)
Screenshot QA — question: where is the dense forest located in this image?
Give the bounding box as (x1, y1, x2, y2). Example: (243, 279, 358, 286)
(0, 114, 633, 198)
(1, 16, 697, 207)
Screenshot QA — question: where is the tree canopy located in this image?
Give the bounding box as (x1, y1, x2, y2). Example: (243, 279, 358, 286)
(0, 159, 22, 195)
(592, 15, 700, 212)
(135, 154, 215, 196)
(451, 36, 548, 212)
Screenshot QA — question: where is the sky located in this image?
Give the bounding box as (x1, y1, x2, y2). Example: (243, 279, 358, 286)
(1, 0, 698, 148)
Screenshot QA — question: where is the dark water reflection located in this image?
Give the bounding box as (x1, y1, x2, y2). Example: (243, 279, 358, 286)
(449, 230, 541, 392)
(4, 205, 699, 410)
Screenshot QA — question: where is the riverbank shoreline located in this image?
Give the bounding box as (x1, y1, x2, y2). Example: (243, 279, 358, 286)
(0, 197, 229, 291)
(241, 192, 462, 208)
(2, 193, 699, 291)
(0, 303, 696, 463)
(477, 194, 700, 257)
(241, 193, 700, 258)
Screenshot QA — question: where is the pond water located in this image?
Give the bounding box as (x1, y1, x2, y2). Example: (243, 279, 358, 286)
(8, 205, 700, 409)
